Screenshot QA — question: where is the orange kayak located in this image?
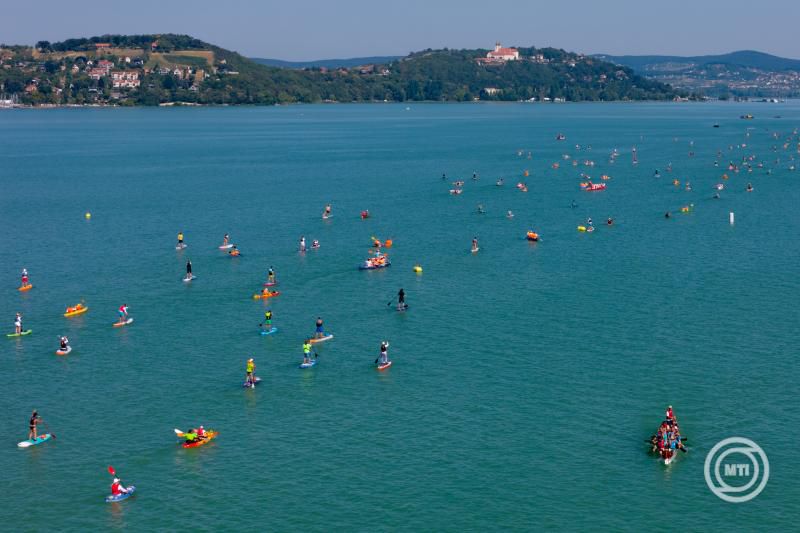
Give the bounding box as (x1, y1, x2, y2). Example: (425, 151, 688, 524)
(182, 431, 218, 448)
(18, 284, 33, 292)
(253, 291, 280, 300)
(64, 305, 88, 317)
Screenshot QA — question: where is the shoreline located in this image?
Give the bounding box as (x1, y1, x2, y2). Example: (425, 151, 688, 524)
(2, 98, 781, 110)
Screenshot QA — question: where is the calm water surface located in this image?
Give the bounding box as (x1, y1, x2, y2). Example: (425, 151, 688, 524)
(1, 102, 798, 531)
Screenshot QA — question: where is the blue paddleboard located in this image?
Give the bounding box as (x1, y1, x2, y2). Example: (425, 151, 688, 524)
(299, 359, 318, 369)
(18, 434, 53, 448)
(260, 327, 278, 336)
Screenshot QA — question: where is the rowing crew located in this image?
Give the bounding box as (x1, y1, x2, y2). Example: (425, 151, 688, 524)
(648, 405, 687, 464)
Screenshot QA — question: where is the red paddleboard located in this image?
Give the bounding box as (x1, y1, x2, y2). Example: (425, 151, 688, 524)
(377, 361, 392, 371)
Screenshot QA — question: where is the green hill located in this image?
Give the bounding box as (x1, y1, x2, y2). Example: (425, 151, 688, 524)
(0, 34, 684, 106)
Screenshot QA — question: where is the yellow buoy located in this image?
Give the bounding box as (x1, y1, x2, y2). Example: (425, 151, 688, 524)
(85, 212, 92, 219)
(413, 265, 422, 273)
(577, 226, 587, 232)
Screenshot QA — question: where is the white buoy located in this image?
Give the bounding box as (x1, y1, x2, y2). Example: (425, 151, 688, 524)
(729, 212, 735, 225)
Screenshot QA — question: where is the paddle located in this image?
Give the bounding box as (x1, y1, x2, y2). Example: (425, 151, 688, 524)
(174, 428, 185, 437)
(42, 420, 56, 440)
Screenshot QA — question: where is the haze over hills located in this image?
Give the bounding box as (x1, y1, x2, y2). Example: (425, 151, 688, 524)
(595, 50, 800, 97)
(251, 56, 402, 69)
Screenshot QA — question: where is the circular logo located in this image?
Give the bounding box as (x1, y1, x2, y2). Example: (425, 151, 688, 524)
(704, 437, 769, 503)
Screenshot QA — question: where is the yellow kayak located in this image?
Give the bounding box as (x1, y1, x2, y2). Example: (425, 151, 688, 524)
(64, 305, 88, 317)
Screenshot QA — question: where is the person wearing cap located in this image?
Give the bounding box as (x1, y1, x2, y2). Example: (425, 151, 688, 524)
(15, 313, 23, 335)
(245, 358, 256, 386)
(379, 341, 390, 365)
(110, 477, 129, 496)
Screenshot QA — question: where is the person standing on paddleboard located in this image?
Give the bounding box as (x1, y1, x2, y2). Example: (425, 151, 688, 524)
(379, 341, 390, 365)
(323, 203, 332, 218)
(222, 233, 230, 246)
(263, 310, 272, 331)
(397, 288, 405, 310)
(299, 236, 306, 253)
(303, 340, 312, 365)
(177, 232, 184, 247)
(186, 260, 192, 279)
(21, 268, 29, 287)
(28, 410, 41, 440)
(245, 358, 256, 386)
(314, 317, 324, 338)
(268, 266, 275, 284)
(471, 237, 479, 252)
(117, 304, 129, 324)
(14, 312, 22, 334)
(60, 336, 69, 351)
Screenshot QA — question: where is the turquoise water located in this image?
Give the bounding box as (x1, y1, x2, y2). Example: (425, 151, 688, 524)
(1, 103, 798, 531)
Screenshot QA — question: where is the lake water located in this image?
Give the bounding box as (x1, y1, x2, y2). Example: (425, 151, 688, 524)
(1, 102, 798, 531)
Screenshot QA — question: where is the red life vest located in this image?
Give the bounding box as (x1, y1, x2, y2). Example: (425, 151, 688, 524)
(111, 482, 122, 495)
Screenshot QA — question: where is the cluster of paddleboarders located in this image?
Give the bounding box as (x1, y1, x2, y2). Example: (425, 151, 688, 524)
(648, 406, 688, 465)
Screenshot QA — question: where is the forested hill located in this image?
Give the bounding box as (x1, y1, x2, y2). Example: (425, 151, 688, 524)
(0, 34, 684, 106)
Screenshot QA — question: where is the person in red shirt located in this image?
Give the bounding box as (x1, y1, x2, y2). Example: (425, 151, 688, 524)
(665, 405, 674, 421)
(111, 478, 129, 496)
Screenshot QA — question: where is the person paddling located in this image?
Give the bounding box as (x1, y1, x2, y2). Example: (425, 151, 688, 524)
(471, 237, 479, 253)
(267, 266, 275, 284)
(314, 317, 324, 338)
(245, 358, 256, 386)
(28, 410, 41, 440)
(117, 304, 129, 324)
(184, 429, 199, 444)
(378, 341, 390, 365)
(177, 232, 184, 247)
(303, 340, 312, 365)
(185, 260, 192, 280)
(397, 288, 406, 310)
(263, 310, 273, 331)
(299, 236, 306, 253)
(14, 312, 22, 334)
(59, 336, 69, 351)
(110, 478, 130, 497)
(222, 233, 230, 246)
(21, 268, 29, 288)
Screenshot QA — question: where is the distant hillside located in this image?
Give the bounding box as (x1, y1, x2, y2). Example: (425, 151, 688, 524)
(0, 34, 684, 106)
(596, 50, 800, 73)
(252, 56, 402, 69)
(595, 50, 800, 97)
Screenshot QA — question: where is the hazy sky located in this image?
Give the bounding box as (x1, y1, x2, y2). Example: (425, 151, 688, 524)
(2, 0, 798, 60)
